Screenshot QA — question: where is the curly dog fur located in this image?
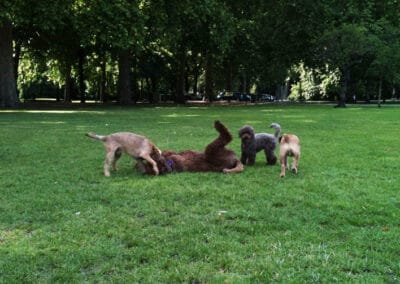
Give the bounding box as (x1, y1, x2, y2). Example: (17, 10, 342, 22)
(238, 123, 281, 166)
(137, 120, 243, 175)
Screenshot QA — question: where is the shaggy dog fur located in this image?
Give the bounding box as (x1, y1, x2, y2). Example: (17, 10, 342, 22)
(279, 134, 301, 177)
(238, 123, 281, 166)
(86, 132, 162, 176)
(137, 120, 243, 175)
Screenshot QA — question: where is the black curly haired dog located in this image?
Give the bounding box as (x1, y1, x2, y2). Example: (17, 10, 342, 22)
(238, 123, 281, 166)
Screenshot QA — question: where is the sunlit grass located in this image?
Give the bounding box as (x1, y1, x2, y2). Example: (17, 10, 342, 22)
(0, 105, 399, 282)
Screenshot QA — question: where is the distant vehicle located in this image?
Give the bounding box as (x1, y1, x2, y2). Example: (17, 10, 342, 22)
(217, 91, 255, 101)
(260, 94, 275, 102)
(238, 93, 252, 101)
(217, 91, 236, 101)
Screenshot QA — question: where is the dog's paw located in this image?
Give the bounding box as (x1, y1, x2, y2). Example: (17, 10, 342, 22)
(267, 157, 277, 165)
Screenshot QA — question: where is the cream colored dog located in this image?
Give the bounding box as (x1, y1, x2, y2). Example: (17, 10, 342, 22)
(86, 132, 161, 176)
(279, 134, 301, 177)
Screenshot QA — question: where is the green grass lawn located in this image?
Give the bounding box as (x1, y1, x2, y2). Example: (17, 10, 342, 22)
(1, 105, 399, 282)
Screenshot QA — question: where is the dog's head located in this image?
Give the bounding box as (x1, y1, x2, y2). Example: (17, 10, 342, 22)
(157, 155, 173, 175)
(238, 125, 255, 143)
(144, 147, 172, 175)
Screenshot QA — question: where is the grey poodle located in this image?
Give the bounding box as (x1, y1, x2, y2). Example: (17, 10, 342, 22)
(238, 123, 281, 166)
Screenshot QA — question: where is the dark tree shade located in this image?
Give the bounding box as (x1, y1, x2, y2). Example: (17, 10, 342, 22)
(0, 20, 18, 107)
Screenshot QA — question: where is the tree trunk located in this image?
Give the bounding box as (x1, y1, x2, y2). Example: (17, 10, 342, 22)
(205, 54, 214, 102)
(239, 73, 247, 93)
(0, 20, 18, 107)
(63, 63, 72, 103)
(378, 77, 382, 108)
(99, 54, 106, 102)
(78, 48, 86, 103)
(184, 68, 190, 95)
(336, 67, 349, 108)
(365, 80, 371, 103)
(193, 68, 199, 98)
(192, 54, 202, 98)
(151, 76, 160, 103)
(118, 49, 131, 105)
(175, 47, 185, 104)
(13, 41, 21, 88)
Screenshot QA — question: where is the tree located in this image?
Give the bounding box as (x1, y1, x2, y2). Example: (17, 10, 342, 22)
(315, 24, 375, 107)
(0, 19, 17, 107)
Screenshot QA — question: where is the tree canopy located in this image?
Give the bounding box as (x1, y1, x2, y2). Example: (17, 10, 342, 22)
(1, 0, 399, 107)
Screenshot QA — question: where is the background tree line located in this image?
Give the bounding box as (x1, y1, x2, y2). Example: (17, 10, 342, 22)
(1, 0, 399, 107)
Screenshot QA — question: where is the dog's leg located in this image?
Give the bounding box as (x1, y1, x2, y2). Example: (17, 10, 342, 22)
(291, 152, 300, 174)
(104, 151, 115, 177)
(112, 148, 122, 172)
(247, 154, 256, 166)
(280, 153, 287, 178)
(240, 153, 247, 165)
(141, 154, 159, 175)
(265, 149, 277, 165)
(223, 160, 244, 174)
(205, 120, 233, 158)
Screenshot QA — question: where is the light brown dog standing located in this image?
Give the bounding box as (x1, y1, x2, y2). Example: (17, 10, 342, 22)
(86, 132, 161, 176)
(279, 134, 301, 177)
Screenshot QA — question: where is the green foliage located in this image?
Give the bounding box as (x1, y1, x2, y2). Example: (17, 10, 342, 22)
(289, 63, 340, 101)
(75, 0, 146, 51)
(1, 105, 399, 282)
(2, 0, 400, 105)
(316, 23, 374, 72)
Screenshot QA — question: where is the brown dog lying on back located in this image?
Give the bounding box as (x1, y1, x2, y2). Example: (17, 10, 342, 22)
(86, 132, 162, 176)
(279, 134, 301, 177)
(136, 120, 244, 175)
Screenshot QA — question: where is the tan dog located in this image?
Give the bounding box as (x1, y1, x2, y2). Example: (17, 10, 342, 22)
(279, 134, 301, 177)
(86, 132, 161, 176)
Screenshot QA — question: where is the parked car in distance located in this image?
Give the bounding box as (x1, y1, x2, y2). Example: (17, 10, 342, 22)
(238, 93, 252, 101)
(259, 94, 275, 102)
(217, 91, 236, 101)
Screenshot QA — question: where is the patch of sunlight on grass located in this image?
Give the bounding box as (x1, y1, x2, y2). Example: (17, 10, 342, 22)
(163, 113, 201, 118)
(260, 109, 284, 113)
(0, 228, 29, 244)
(280, 115, 307, 119)
(300, 119, 317, 123)
(39, 121, 66, 124)
(240, 120, 269, 125)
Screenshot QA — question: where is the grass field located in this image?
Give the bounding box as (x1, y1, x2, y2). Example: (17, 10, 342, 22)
(1, 105, 399, 282)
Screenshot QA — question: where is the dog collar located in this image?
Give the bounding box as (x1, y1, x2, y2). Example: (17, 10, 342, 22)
(165, 159, 174, 173)
(166, 159, 174, 167)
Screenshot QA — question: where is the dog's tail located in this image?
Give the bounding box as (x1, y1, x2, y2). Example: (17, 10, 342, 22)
(270, 123, 281, 138)
(85, 132, 107, 141)
(279, 134, 289, 144)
